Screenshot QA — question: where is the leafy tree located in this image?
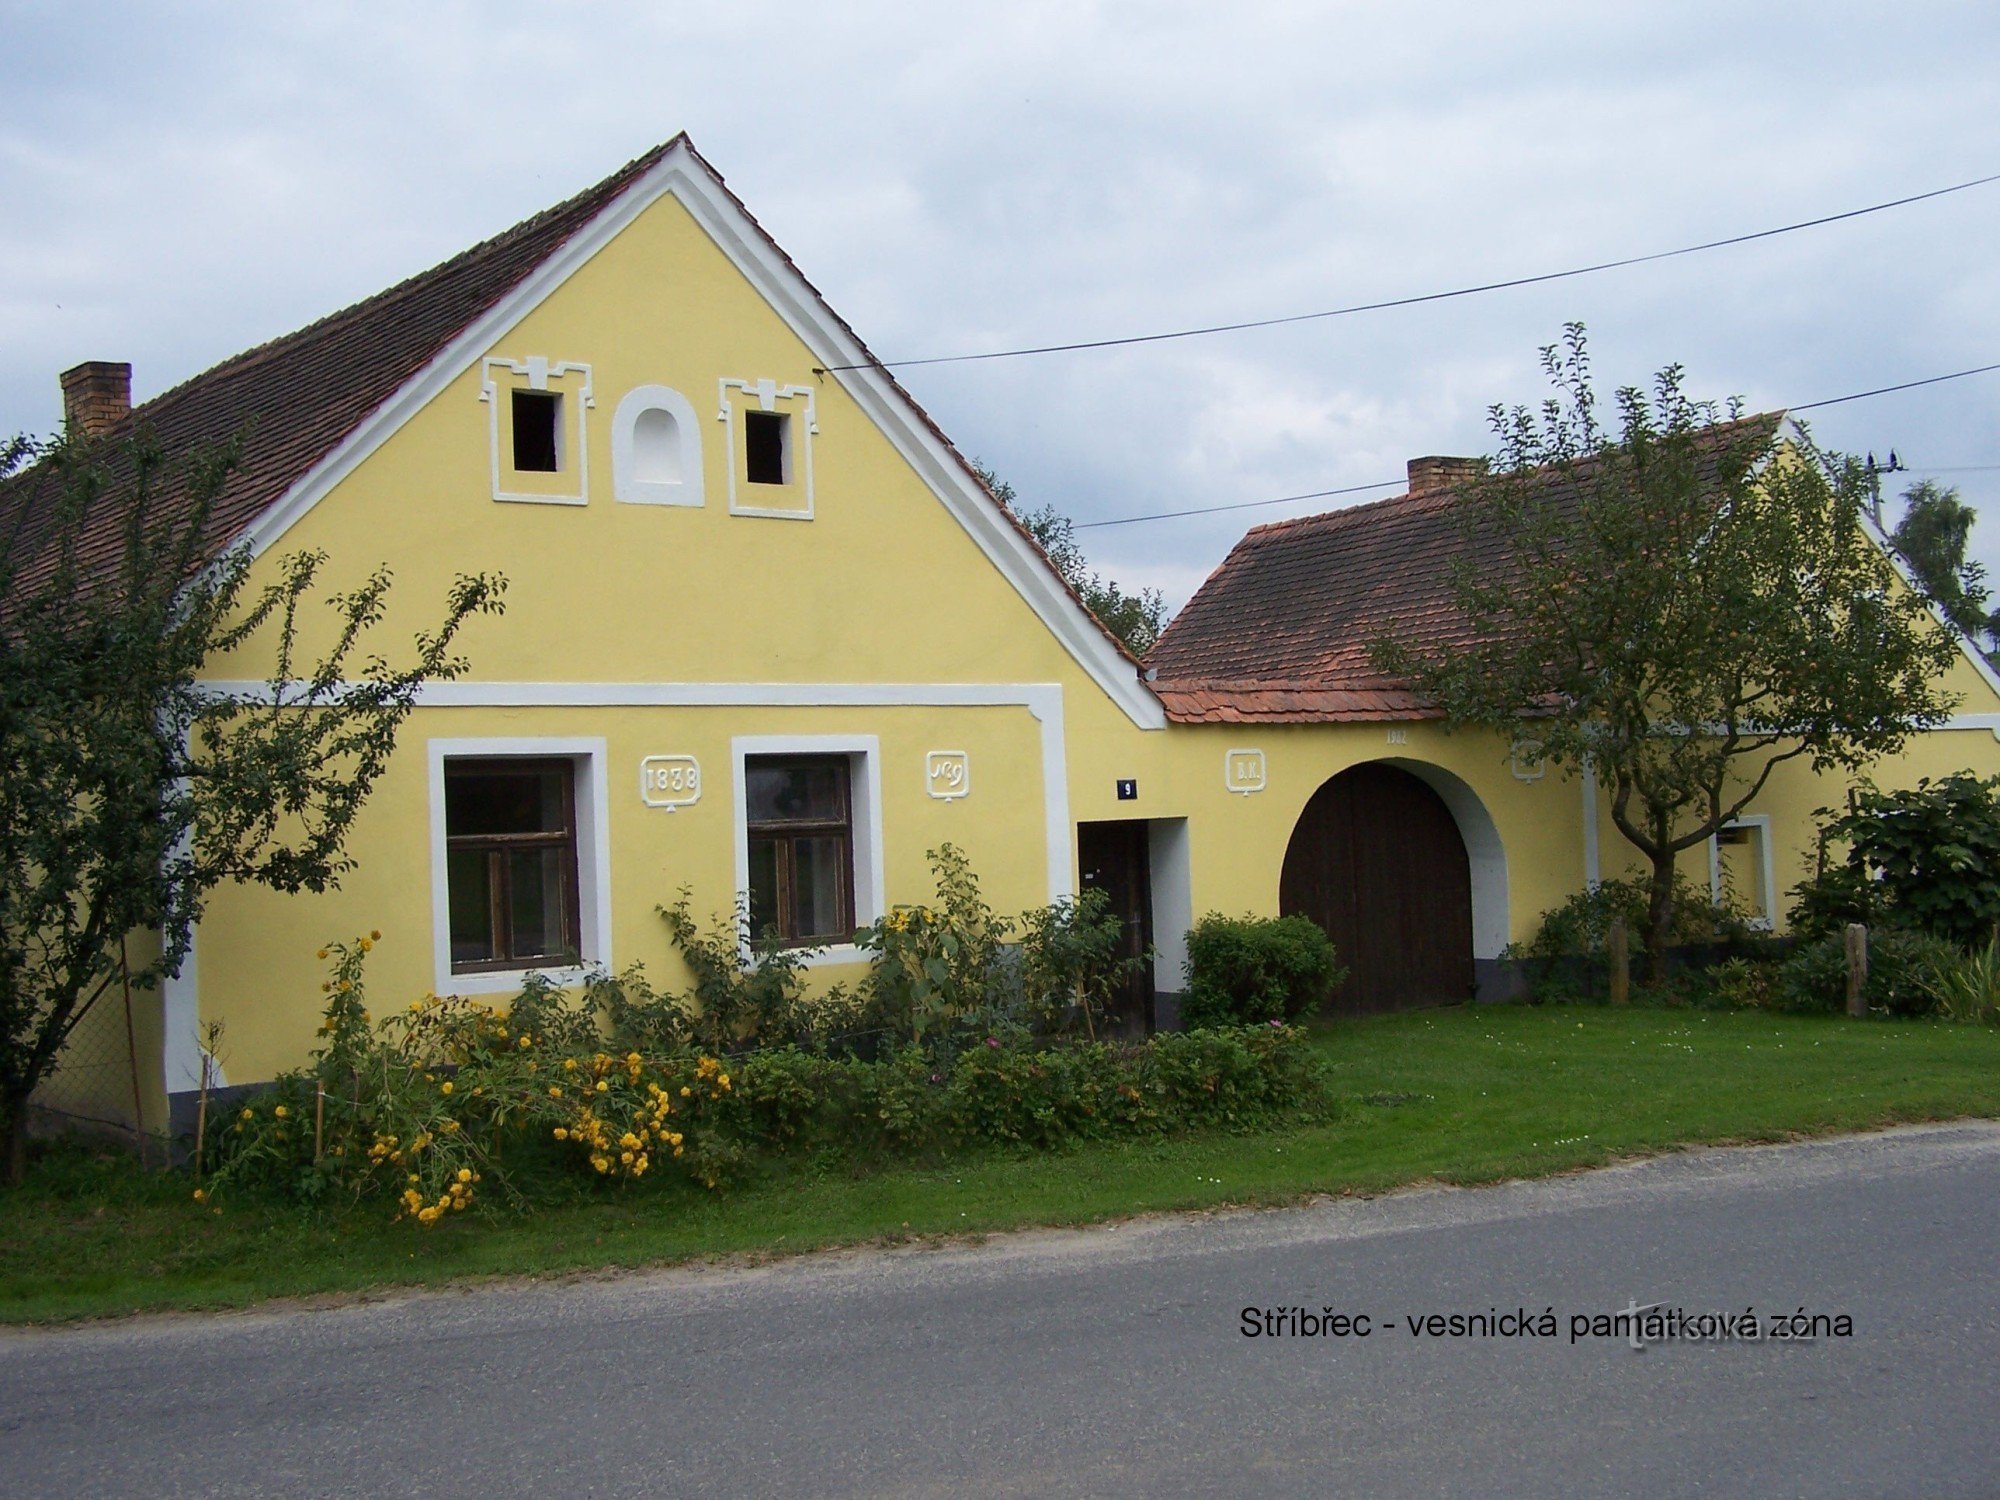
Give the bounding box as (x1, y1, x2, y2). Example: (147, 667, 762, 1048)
(972, 461, 1168, 657)
(0, 431, 505, 1182)
(1376, 326, 1960, 982)
(1889, 478, 1998, 654)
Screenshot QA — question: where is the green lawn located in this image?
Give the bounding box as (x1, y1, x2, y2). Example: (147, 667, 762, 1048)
(6, 1004, 1999, 1323)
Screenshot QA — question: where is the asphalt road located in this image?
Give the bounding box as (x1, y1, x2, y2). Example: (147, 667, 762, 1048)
(4, 1123, 1999, 1498)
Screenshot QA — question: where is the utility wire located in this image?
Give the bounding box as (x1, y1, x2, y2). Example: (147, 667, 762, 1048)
(1074, 358, 2000, 530)
(820, 171, 2000, 373)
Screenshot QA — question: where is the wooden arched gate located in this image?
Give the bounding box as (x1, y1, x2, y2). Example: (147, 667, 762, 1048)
(1279, 762, 1475, 1014)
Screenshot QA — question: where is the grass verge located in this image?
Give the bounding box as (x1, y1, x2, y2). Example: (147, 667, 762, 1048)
(6, 1003, 1999, 1323)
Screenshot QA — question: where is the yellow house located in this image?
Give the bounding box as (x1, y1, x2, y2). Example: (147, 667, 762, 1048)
(21, 137, 2000, 1136)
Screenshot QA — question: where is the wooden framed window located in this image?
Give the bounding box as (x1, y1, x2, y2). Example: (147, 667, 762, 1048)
(745, 755, 854, 944)
(444, 758, 581, 972)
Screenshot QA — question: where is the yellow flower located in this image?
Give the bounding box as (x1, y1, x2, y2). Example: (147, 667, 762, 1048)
(239, 1108, 253, 1122)
(679, 1086, 691, 1098)
(548, 1086, 562, 1098)
(316, 948, 329, 960)
(274, 1105, 289, 1119)
(192, 1188, 207, 1202)
(553, 1127, 569, 1141)
(456, 1168, 472, 1184)
(336, 980, 351, 992)
(718, 1075, 730, 1089)
(440, 1081, 453, 1095)
(595, 1080, 609, 1093)
(370, 929, 382, 941)
(358, 938, 373, 953)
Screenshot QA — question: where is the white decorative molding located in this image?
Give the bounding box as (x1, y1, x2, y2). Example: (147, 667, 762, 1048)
(1708, 813, 1777, 932)
(719, 377, 817, 520)
(639, 754, 702, 810)
(425, 736, 613, 997)
(480, 357, 593, 505)
(732, 734, 884, 968)
(925, 750, 971, 800)
(1508, 742, 1546, 782)
(612, 384, 705, 507)
(224, 142, 1163, 730)
(1223, 747, 1266, 795)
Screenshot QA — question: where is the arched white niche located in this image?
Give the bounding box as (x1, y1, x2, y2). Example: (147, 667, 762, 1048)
(612, 385, 704, 506)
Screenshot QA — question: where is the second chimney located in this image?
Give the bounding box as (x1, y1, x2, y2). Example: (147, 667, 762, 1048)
(60, 361, 132, 440)
(1406, 455, 1481, 494)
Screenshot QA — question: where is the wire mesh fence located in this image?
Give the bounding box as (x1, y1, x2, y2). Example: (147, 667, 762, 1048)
(25, 958, 157, 1162)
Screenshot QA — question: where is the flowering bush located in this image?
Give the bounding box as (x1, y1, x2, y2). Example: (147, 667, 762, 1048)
(200, 932, 1333, 1223)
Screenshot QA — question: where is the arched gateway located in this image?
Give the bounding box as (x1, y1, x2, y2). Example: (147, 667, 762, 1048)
(1280, 762, 1479, 1014)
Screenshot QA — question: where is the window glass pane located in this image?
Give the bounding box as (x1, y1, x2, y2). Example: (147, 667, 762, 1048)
(448, 849, 494, 963)
(508, 847, 571, 960)
(745, 410, 787, 485)
(747, 838, 781, 939)
(446, 765, 568, 837)
(512, 389, 561, 472)
(746, 760, 844, 823)
(793, 836, 848, 940)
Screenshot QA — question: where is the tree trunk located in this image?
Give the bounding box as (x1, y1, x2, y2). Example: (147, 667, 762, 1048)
(1, 1096, 26, 1188)
(1645, 855, 1677, 987)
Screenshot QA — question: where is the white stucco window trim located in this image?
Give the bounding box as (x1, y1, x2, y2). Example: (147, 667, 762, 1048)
(1708, 813, 1777, 932)
(611, 383, 705, 506)
(427, 736, 613, 996)
(481, 356, 593, 506)
(732, 733, 884, 968)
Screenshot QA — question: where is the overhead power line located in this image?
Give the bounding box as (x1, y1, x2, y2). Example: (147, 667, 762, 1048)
(820, 170, 2000, 373)
(1074, 357, 2000, 530)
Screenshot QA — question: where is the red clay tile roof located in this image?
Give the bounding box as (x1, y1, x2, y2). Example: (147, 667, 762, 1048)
(2, 140, 692, 600)
(1145, 413, 1785, 723)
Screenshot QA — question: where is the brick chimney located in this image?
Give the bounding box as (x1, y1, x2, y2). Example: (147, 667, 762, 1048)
(60, 361, 132, 439)
(1406, 455, 1481, 493)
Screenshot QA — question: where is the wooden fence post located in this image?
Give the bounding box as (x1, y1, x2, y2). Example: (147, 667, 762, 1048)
(1845, 923, 1869, 1018)
(1608, 917, 1630, 1006)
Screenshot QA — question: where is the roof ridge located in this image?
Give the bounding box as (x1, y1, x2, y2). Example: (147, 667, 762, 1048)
(1240, 410, 1786, 542)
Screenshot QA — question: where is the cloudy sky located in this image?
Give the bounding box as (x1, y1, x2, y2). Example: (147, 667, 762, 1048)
(6, 1, 1999, 611)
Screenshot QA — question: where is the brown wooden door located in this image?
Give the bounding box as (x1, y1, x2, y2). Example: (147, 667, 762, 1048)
(1077, 820, 1154, 1036)
(1279, 764, 1474, 1015)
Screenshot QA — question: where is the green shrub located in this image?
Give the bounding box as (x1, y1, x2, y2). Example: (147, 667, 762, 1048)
(1508, 875, 1752, 1000)
(1181, 913, 1345, 1027)
(1928, 940, 2000, 1025)
(203, 936, 1332, 1221)
(1789, 774, 2000, 947)
(1774, 929, 1961, 1017)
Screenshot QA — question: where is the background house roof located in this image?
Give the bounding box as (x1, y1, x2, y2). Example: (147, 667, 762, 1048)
(1144, 413, 1785, 723)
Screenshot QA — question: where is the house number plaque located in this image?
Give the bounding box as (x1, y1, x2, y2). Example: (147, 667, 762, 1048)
(640, 755, 701, 811)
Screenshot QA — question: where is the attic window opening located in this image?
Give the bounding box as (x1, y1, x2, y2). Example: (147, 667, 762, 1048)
(512, 389, 562, 472)
(745, 410, 789, 486)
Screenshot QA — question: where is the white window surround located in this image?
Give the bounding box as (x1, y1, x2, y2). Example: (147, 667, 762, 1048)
(1709, 814, 1777, 932)
(719, 378, 817, 520)
(732, 734, 885, 968)
(481, 356, 593, 505)
(611, 384, 704, 506)
(427, 736, 614, 995)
